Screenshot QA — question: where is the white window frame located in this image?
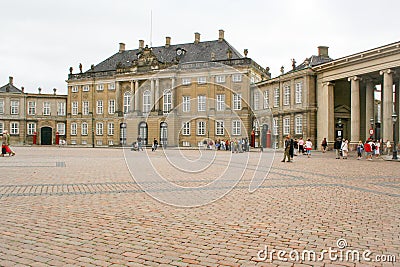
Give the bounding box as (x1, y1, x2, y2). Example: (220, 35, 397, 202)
(108, 83, 115, 90)
(27, 122, 36, 135)
(82, 101, 89, 115)
(143, 91, 151, 114)
(97, 100, 103, 114)
(253, 91, 260, 111)
(273, 118, 278, 135)
(0, 122, 3, 134)
(57, 102, 66, 116)
(198, 95, 206, 112)
(197, 77, 206, 85)
(0, 99, 4, 114)
(215, 75, 225, 83)
(81, 122, 88, 136)
(197, 121, 205, 135)
(72, 101, 78, 115)
(108, 99, 115, 114)
(216, 120, 224, 135)
(82, 85, 90, 92)
(108, 122, 114, 136)
(71, 86, 78, 93)
(233, 93, 242, 110)
(232, 120, 241, 136)
(43, 102, 51, 115)
(295, 82, 303, 104)
(71, 123, 77, 136)
(182, 78, 191, 85)
(123, 92, 131, 114)
(28, 101, 36, 115)
(182, 122, 190, 136)
(263, 91, 269, 109)
(283, 85, 290, 106)
(295, 115, 303, 135)
(57, 123, 65, 135)
(10, 122, 19, 135)
(216, 94, 225, 111)
(11, 100, 19, 115)
(182, 96, 190, 112)
(283, 117, 290, 135)
(163, 89, 172, 114)
(274, 88, 280, 107)
(96, 122, 103, 135)
(96, 84, 104, 91)
(232, 74, 242, 82)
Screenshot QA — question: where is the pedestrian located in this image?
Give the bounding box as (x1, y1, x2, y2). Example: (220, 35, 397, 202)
(289, 136, 294, 161)
(305, 138, 313, 158)
(152, 138, 158, 151)
(298, 137, 305, 155)
(321, 137, 328, 153)
(386, 140, 392, 155)
(341, 139, 349, 159)
(334, 138, 342, 159)
(364, 139, 373, 161)
(356, 140, 364, 160)
(137, 136, 143, 151)
(293, 138, 298, 156)
(2, 130, 15, 156)
(375, 140, 380, 158)
(281, 135, 291, 162)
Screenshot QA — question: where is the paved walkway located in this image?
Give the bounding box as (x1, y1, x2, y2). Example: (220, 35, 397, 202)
(0, 147, 399, 266)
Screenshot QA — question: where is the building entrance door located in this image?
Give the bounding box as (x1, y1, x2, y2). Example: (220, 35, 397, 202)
(41, 127, 52, 145)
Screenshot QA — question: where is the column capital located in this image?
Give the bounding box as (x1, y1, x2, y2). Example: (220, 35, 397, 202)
(323, 81, 335, 86)
(380, 69, 393, 75)
(348, 76, 361, 82)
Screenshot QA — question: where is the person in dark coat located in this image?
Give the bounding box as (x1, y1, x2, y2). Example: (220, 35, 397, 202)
(334, 138, 342, 159)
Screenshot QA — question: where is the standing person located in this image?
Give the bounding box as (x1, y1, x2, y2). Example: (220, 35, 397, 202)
(334, 138, 342, 159)
(152, 138, 158, 151)
(364, 139, 373, 161)
(305, 138, 313, 158)
(293, 138, 298, 156)
(1, 131, 7, 157)
(289, 136, 294, 161)
(356, 140, 364, 160)
(341, 139, 349, 159)
(298, 137, 305, 155)
(386, 140, 392, 156)
(281, 136, 291, 162)
(375, 140, 381, 158)
(321, 138, 328, 153)
(2, 130, 15, 156)
(137, 136, 143, 151)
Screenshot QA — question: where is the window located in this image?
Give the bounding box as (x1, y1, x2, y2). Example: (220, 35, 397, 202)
(81, 123, 88, 136)
(43, 102, 51, 115)
(108, 123, 114, 135)
(197, 121, 205, 135)
(233, 93, 242, 110)
(0, 99, 4, 114)
(82, 85, 89, 92)
(198, 95, 206, 111)
(182, 78, 191, 85)
(283, 117, 290, 135)
(232, 74, 242, 82)
(273, 118, 278, 135)
(27, 123, 36, 135)
(295, 82, 303, 104)
(82, 101, 89, 115)
(96, 122, 103, 135)
(109, 99, 115, 114)
(96, 140, 103, 146)
(163, 89, 172, 114)
(216, 120, 224, 135)
(71, 123, 77, 135)
(82, 140, 87, 145)
(57, 102, 66, 116)
(57, 123, 65, 135)
(28, 101, 36, 115)
(96, 84, 104, 91)
(72, 102, 78, 115)
(182, 122, 190, 135)
(97, 100, 103, 114)
(253, 91, 260, 110)
(283, 85, 290, 106)
(108, 140, 114, 146)
(197, 77, 206, 84)
(11, 100, 19, 115)
(10, 122, 19, 135)
(124, 92, 131, 114)
(71, 86, 78, 92)
(182, 96, 190, 112)
(0, 122, 3, 134)
(108, 83, 115, 90)
(232, 120, 241, 135)
(295, 115, 303, 135)
(263, 91, 269, 109)
(143, 91, 151, 114)
(216, 75, 225, 83)
(216, 94, 225, 111)
(274, 88, 280, 107)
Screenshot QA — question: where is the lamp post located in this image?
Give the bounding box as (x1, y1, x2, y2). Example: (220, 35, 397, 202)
(89, 112, 95, 148)
(370, 117, 374, 140)
(392, 113, 398, 160)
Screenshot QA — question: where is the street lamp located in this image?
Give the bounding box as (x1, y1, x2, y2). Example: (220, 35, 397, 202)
(370, 117, 374, 140)
(392, 113, 398, 160)
(89, 112, 95, 148)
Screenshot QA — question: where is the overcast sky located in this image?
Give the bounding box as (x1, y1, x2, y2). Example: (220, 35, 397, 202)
(1, 0, 398, 94)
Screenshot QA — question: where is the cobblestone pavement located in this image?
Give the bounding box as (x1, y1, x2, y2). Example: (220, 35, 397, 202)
(0, 147, 399, 266)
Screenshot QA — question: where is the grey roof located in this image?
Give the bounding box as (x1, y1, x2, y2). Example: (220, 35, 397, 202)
(288, 55, 333, 73)
(0, 83, 23, 93)
(88, 39, 244, 73)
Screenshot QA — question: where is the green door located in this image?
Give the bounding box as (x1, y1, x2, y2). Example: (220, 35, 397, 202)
(41, 127, 52, 145)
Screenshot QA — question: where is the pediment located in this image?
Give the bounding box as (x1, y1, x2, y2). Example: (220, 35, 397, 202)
(334, 104, 351, 114)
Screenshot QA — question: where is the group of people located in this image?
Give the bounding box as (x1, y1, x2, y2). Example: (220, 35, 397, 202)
(1, 130, 15, 157)
(131, 137, 159, 152)
(207, 138, 249, 153)
(282, 136, 313, 162)
(333, 138, 384, 160)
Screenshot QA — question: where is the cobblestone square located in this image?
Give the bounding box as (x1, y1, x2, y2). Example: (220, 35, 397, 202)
(0, 147, 399, 266)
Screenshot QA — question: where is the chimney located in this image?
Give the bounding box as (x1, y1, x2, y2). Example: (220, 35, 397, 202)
(165, 36, 171, 47)
(119, 43, 125, 53)
(318, 46, 329, 57)
(139, 40, 144, 49)
(21, 86, 24, 93)
(244, 49, 248, 58)
(9, 76, 13, 85)
(38, 87, 42, 94)
(194, 32, 200, 44)
(53, 88, 57, 95)
(218, 29, 225, 42)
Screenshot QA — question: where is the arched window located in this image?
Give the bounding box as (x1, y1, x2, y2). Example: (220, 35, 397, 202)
(143, 90, 151, 114)
(123, 92, 131, 114)
(160, 122, 168, 147)
(139, 122, 148, 145)
(163, 89, 172, 114)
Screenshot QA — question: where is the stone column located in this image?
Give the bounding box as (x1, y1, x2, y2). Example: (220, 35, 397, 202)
(134, 80, 140, 113)
(365, 79, 374, 139)
(150, 79, 154, 111)
(130, 80, 134, 113)
(115, 81, 121, 114)
(155, 79, 160, 112)
(171, 78, 175, 109)
(395, 82, 400, 143)
(317, 81, 335, 145)
(380, 69, 393, 142)
(348, 76, 360, 144)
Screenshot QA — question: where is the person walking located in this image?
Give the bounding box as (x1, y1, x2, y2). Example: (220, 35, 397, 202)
(152, 138, 158, 151)
(298, 137, 305, 155)
(293, 138, 298, 156)
(386, 140, 392, 156)
(341, 139, 349, 159)
(356, 140, 364, 160)
(137, 136, 143, 151)
(2, 130, 15, 156)
(289, 136, 294, 161)
(321, 138, 328, 153)
(334, 138, 342, 159)
(281, 136, 291, 162)
(375, 140, 381, 158)
(364, 139, 373, 161)
(305, 138, 313, 158)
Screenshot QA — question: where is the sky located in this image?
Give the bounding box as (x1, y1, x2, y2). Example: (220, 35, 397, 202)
(1, 0, 398, 95)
